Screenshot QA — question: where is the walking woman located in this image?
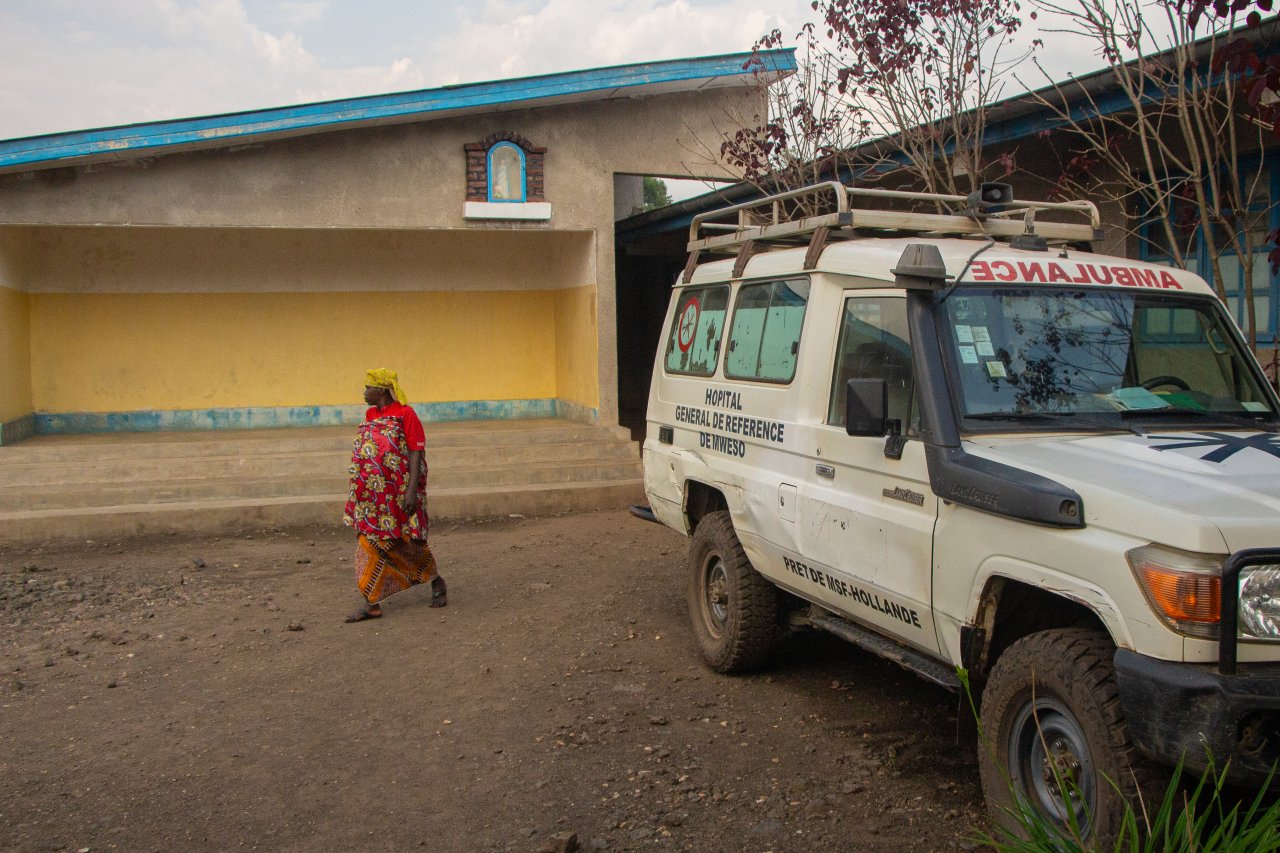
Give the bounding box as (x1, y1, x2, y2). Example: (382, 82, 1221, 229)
(342, 368, 447, 622)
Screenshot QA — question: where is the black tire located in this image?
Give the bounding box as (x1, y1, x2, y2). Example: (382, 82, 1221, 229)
(978, 628, 1161, 849)
(687, 511, 779, 673)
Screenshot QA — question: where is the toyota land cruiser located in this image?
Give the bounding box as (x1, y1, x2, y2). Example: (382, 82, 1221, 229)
(642, 181, 1280, 844)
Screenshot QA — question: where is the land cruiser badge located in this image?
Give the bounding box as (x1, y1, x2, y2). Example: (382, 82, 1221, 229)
(883, 486, 925, 506)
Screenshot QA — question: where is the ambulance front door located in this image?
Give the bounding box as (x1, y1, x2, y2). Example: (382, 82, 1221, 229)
(797, 291, 940, 655)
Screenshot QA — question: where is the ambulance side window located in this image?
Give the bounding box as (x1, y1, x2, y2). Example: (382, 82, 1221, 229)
(725, 279, 811, 383)
(665, 286, 729, 376)
(828, 296, 919, 433)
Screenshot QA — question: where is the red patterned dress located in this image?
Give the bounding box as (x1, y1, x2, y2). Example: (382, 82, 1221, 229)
(343, 403, 437, 604)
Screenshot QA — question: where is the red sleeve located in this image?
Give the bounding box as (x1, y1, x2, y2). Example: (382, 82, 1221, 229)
(401, 406, 426, 451)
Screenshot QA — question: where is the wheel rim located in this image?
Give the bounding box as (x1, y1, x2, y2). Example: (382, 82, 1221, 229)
(699, 553, 729, 639)
(1007, 695, 1096, 834)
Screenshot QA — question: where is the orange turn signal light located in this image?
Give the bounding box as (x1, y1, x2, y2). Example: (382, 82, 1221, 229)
(1127, 544, 1224, 639)
(1134, 566, 1221, 624)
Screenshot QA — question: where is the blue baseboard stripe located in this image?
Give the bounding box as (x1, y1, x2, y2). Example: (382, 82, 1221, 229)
(32, 398, 597, 434)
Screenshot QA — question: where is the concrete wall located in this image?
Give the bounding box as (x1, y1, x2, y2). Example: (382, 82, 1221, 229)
(0, 90, 745, 229)
(0, 229, 33, 435)
(614, 175, 645, 221)
(554, 285, 597, 416)
(17, 226, 595, 294)
(29, 289, 559, 413)
(0, 286, 31, 421)
(0, 87, 754, 429)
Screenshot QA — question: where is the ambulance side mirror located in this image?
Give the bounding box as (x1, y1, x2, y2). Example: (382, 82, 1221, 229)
(845, 379, 887, 437)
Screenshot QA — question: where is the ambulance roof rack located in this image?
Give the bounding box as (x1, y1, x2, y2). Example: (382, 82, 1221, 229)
(683, 180, 1103, 281)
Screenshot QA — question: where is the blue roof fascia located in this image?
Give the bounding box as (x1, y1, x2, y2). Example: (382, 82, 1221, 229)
(983, 41, 1280, 148)
(982, 81, 1167, 148)
(619, 207, 704, 244)
(0, 50, 796, 173)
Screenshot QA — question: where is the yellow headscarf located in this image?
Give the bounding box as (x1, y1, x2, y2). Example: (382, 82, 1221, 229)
(365, 368, 407, 404)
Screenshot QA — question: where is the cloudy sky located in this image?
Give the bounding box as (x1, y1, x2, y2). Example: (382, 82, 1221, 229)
(0, 0, 816, 140)
(0, 0, 1104, 143)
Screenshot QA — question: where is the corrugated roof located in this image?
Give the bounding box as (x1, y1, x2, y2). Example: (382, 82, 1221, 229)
(0, 50, 796, 175)
(616, 22, 1279, 245)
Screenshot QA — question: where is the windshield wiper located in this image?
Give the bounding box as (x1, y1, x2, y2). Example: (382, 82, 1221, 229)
(965, 411, 1076, 421)
(964, 410, 1146, 435)
(1121, 405, 1280, 434)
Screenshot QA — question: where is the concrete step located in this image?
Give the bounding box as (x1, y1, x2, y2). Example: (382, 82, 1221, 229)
(6, 459, 644, 511)
(0, 440, 639, 488)
(439, 458, 643, 489)
(8, 474, 351, 511)
(0, 419, 644, 544)
(0, 479, 646, 545)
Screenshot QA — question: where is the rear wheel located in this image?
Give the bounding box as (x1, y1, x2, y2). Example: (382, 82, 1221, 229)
(978, 628, 1159, 848)
(687, 511, 778, 673)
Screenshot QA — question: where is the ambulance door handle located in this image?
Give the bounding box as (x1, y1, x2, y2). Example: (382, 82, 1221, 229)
(815, 464, 835, 479)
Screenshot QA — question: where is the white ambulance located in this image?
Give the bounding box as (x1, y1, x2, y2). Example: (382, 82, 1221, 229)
(641, 181, 1280, 844)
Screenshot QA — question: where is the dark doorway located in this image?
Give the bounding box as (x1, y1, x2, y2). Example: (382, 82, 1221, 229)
(614, 228, 687, 442)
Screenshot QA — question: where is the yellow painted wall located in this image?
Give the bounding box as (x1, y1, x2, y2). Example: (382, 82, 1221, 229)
(554, 285, 599, 409)
(29, 291, 558, 412)
(0, 284, 32, 421)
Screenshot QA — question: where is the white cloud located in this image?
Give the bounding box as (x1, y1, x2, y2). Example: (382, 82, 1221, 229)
(274, 0, 331, 26)
(0, 0, 429, 136)
(424, 0, 811, 84)
(0, 0, 818, 139)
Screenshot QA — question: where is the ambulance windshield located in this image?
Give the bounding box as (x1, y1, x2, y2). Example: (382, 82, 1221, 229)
(940, 287, 1278, 428)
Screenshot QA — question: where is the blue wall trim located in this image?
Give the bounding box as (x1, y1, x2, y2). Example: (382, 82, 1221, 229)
(0, 50, 797, 173)
(32, 399, 590, 434)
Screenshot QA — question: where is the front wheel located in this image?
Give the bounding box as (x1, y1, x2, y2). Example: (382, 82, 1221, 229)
(687, 511, 779, 673)
(978, 628, 1160, 848)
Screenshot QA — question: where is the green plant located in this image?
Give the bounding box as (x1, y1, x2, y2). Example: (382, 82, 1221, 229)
(1116, 756, 1280, 853)
(961, 664, 1280, 852)
(987, 758, 1280, 852)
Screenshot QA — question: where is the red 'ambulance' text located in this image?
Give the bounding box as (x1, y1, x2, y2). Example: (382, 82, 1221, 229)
(967, 260, 1183, 289)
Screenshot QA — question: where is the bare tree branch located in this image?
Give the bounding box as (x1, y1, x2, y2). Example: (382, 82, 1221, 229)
(1022, 0, 1279, 344)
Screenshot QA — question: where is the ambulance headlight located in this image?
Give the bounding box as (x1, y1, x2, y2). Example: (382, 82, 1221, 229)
(1127, 544, 1222, 640)
(1238, 564, 1280, 641)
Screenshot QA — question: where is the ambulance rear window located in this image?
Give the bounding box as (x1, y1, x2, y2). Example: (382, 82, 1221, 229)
(726, 279, 811, 383)
(665, 285, 729, 376)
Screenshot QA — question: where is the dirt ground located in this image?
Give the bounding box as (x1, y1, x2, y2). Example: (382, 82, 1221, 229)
(0, 509, 989, 852)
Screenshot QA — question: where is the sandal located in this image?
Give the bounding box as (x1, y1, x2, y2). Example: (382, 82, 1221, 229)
(430, 577, 448, 608)
(344, 606, 382, 623)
